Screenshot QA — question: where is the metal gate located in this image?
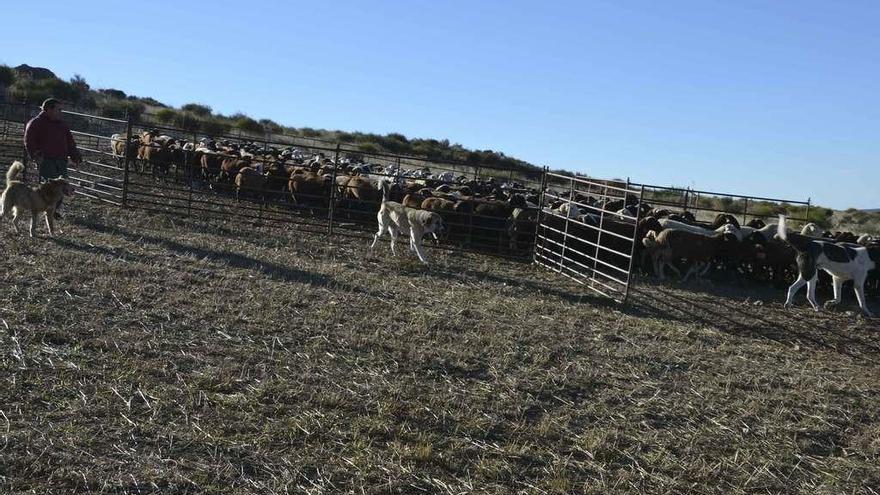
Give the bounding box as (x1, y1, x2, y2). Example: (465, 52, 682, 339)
(534, 172, 644, 303)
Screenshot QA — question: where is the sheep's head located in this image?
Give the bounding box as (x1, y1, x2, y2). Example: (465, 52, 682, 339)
(508, 194, 526, 209)
(642, 231, 659, 250)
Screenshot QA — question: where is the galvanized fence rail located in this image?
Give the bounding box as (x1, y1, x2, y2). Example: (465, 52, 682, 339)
(534, 173, 644, 303)
(631, 181, 813, 226)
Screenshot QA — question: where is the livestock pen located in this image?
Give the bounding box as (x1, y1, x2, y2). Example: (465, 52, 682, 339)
(0, 101, 854, 304)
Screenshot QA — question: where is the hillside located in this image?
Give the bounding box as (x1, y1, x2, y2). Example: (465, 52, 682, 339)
(0, 63, 541, 175)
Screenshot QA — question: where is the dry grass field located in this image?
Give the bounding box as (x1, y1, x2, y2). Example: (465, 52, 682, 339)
(0, 164, 879, 494)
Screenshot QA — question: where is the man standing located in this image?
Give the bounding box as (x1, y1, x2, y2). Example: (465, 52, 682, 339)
(23, 98, 81, 217)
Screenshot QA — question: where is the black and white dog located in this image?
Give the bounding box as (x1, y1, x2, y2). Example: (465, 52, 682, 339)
(776, 215, 878, 317)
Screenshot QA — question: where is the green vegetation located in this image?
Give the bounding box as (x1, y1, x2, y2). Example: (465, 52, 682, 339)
(231, 114, 263, 134)
(692, 196, 836, 227)
(95, 98, 145, 119)
(181, 103, 212, 117)
(155, 107, 177, 123)
(0, 65, 15, 86)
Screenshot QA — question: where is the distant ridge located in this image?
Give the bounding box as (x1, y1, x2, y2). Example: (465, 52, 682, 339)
(863, 209, 880, 213)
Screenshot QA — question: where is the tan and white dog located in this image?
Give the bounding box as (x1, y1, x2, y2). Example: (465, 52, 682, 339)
(370, 180, 444, 265)
(1, 161, 75, 237)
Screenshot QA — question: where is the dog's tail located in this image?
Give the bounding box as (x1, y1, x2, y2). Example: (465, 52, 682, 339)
(379, 179, 390, 203)
(6, 161, 24, 184)
(776, 214, 787, 242)
(776, 214, 813, 253)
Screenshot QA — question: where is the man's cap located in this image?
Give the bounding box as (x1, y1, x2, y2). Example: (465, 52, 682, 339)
(41, 98, 61, 110)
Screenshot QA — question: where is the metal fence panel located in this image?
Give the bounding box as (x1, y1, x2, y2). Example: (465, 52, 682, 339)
(534, 172, 644, 303)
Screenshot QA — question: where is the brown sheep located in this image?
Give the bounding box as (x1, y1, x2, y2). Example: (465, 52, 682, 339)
(741, 238, 797, 287)
(137, 131, 174, 176)
(200, 152, 223, 181)
(289, 171, 330, 207)
(509, 207, 538, 252)
(340, 175, 379, 204)
(421, 197, 456, 211)
(234, 167, 267, 201)
(220, 156, 250, 183)
(402, 192, 427, 209)
(264, 161, 289, 198)
(110, 133, 139, 164)
(642, 229, 736, 282)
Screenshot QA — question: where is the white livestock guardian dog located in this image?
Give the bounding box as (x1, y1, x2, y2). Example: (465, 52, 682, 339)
(776, 215, 878, 317)
(370, 180, 444, 265)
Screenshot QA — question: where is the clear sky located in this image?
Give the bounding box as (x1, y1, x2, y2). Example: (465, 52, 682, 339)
(2, 0, 878, 209)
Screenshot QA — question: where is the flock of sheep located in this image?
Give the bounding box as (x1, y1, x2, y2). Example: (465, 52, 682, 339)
(107, 130, 879, 301)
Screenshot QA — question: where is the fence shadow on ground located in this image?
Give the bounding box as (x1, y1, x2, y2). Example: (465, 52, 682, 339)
(627, 278, 880, 362)
(65, 217, 384, 298)
(423, 264, 617, 308)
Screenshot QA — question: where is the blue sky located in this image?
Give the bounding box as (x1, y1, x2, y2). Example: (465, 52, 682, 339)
(2, 0, 878, 208)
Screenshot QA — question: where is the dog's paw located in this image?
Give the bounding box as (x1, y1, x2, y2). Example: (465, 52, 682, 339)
(823, 300, 839, 310)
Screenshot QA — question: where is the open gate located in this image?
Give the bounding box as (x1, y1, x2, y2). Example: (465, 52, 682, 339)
(534, 172, 644, 303)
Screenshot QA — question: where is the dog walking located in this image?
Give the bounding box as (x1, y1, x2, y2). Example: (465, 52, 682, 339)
(23, 98, 81, 218)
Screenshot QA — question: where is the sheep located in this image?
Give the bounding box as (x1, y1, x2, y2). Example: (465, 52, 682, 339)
(110, 133, 139, 164)
(289, 170, 330, 208)
(555, 202, 581, 218)
(659, 218, 713, 236)
(668, 211, 697, 223)
(711, 214, 740, 230)
(509, 207, 539, 252)
(339, 175, 380, 207)
(660, 218, 743, 241)
(801, 223, 823, 237)
(402, 192, 427, 209)
(740, 237, 797, 287)
(741, 222, 784, 242)
(234, 167, 267, 201)
(137, 131, 175, 177)
(649, 208, 673, 218)
(745, 218, 766, 229)
(833, 231, 859, 243)
(642, 229, 736, 282)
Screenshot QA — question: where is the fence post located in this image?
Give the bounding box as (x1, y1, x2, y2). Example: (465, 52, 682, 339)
(805, 198, 811, 222)
(186, 131, 197, 217)
(622, 184, 646, 304)
(327, 142, 341, 235)
(683, 187, 690, 211)
(557, 176, 575, 274)
(532, 166, 549, 264)
(121, 114, 134, 207)
(591, 185, 609, 285)
(742, 197, 749, 225)
(20, 101, 30, 183)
